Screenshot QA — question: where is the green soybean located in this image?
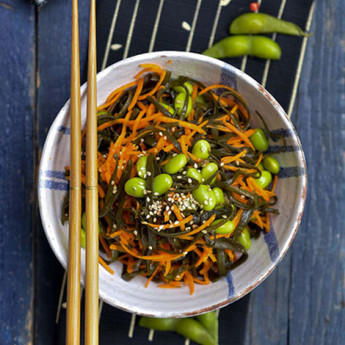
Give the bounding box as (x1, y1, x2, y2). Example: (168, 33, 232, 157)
(196, 312, 218, 345)
(165, 153, 188, 174)
(174, 92, 192, 117)
(192, 140, 211, 160)
(237, 227, 251, 250)
(153, 174, 173, 195)
(249, 128, 269, 152)
(230, 12, 311, 37)
(173, 81, 194, 94)
(124, 177, 146, 197)
(158, 102, 175, 115)
(136, 156, 147, 178)
(212, 219, 235, 235)
(254, 170, 272, 189)
(186, 167, 202, 183)
(212, 187, 225, 205)
(201, 162, 218, 184)
(192, 185, 216, 211)
(203, 35, 281, 60)
(263, 156, 280, 174)
(139, 317, 178, 331)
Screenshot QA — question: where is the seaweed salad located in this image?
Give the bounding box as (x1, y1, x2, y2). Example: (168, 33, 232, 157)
(62, 63, 284, 294)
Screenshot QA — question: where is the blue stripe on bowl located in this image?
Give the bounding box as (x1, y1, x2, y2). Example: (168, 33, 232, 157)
(226, 271, 235, 299)
(270, 128, 295, 138)
(57, 125, 70, 135)
(39, 179, 68, 191)
(278, 166, 305, 178)
(266, 145, 301, 153)
(220, 66, 237, 90)
(264, 223, 280, 262)
(40, 170, 66, 180)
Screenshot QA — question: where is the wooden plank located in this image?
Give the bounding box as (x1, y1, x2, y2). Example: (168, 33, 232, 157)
(34, 0, 90, 344)
(0, 1, 35, 344)
(289, 1, 345, 344)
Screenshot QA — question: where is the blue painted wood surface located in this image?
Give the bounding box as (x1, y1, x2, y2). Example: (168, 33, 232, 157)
(0, 1, 35, 344)
(1, 0, 345, 344)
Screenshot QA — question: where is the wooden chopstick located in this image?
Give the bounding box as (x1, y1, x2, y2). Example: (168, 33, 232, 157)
(66, 0, 81, 343)
(85, 0, 99, 343)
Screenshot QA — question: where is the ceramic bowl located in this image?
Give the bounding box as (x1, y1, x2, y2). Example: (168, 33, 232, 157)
(38, 51, 307, 317)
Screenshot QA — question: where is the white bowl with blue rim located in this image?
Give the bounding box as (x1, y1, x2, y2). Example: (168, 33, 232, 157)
(38, 51, 307, 317)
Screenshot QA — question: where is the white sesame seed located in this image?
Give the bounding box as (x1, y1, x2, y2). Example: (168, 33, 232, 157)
(165, 206, 170, 211)
(187, 178, 192, 184)
(159, 132, 163, 136)
(204, 200, 209, 205)
(190, 221, 194, 225)
(220, 162, 224, 167)
(154, 192, 159, 196)
(143, 189, 147, 195)
(140, 138, 145, 143)
(183, 252, 188, 255)
(156, 156, 160, 161)
(103, 154, 107, 158)
(159, 225, 164, 230)
(163, 136, 167, 140)
(168, 211, 172, 215)
(148, 246, 153, 250)
(147, 171, 152, 176)
(146, 215, 150, 219)
(222, 215, 227, 219)
(174, 220, 179, 225)
(202, 230, 207, 234)
(153, 218, 157, 222)
(202, 220, 206, 224)
(133, 186, 137, 191)
(177, 175, 182, 179)
(146, 197, 151, 202)
(173, 153, 177, 157)
(182, 170, 187, 175)
(134, 230, 138, 236)
(142, 150, 147, 154)
(111, 180, 115, 185)
(149, 211, 154, 216)
(194, 163, 198, 168)
(240, 195, 245, 199)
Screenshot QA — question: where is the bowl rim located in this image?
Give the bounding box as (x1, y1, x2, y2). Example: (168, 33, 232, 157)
(38, 51, 307, 317)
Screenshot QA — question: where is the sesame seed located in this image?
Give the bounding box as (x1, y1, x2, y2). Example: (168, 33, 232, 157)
(202, 220, 206, 224)
(146, 197, 151, 202)
(177, 175, 182, 179)
(103, 154, 107, 158)
(183, 252, 188, 255)
(148, 246, 153, 250)
(222, 215, 227, 219)
(112, 224, 117, 229)
(153, 218, 157, 222)
(143, 189, 147, 195)
(165, 206, 170, 211)
(194, 163, 198, 168)
(159, 225, 164, 230)
(142, 150, 147, 154)
(202, 230, 207, 234)
(163, 136, 167, 140)
(182, 170, 187, 175)
(133, 186, 137, 191)
(204, 200, 209, 205)
(159, 132, 163, 136)
(174, 220, 179, 225)
(149, 211, 154, 216)
(240, 195, 245, 199)
(220, 162, 224, 167)
(111, 180, 115, 185)
(147, 171, 152, 176)
(140, 138, 145, 143)
(173, 153, 177, 157)
(156, 156, 160, 161)
(146, 215, 150, 219)
(134, 230, 138, 236)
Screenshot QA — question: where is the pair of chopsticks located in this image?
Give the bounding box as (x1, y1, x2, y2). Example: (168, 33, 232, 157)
(66, 0, 99, 343)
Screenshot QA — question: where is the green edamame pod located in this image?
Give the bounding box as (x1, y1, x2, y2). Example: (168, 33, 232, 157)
(153, 174, 173, 195)
(212, 219, 235, 235)
(124, 177, 146, 197)
(196, 312, 218, 345)
(173, 81, 194, 94)
(165, 153, 188, 174)
(186, 167, 202, 183)
(192, 185, 216, 211)
(175, 318, 216, 345)
(230, 13, 311, 37)
(254, 170, 272, 189)
(80, 228, 86, 248)
(237, 227, 251, 250)
(212, 187, 225, 205)
(136, 156, 147, 178)
(201, 162, 218, 184)
(192, 140, 211, 160)
(263, 156, 280, 174)
(174, 93, 192, 117)
(158, 102, 175, 115)
(138, 317, 178, 331)
(249, 128, 269, 152)
(203, 35, 281, 60)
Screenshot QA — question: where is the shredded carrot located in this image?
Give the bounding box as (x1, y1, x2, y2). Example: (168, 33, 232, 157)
(179, 214, 216, 239)
(145, 264, 161, 288)
(98, 256, 114, 275)
(145, 215, 193, 229)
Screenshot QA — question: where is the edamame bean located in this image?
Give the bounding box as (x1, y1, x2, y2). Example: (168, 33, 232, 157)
(186, 167, 202, 183)
(255, 162, 264, 178)
(174, 93, 192, 117)
(139, 317, 178, 331)
(254, 170, 272, 189)
(212, 219, 235, 234)
(201, 162, 218, 184)
(196, 312, 218, 345)
(230, 12, 311, 37)
(136, 156, 147, 178)
(173, 81, 194, 94)
(124, 177, 146, 197)
(249, 128, 269, 152)
(212, 187, 225, 205)
(158, 102, 175, 115)
(192, 184, 216, 211)
(203, 35, 281, 60)
(153, 174, 173, 195)
(192, 140, 211, 160)
(237, 227, 251, 250)
(165, 153, 187, 174)
(263, 156, 280, 174)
